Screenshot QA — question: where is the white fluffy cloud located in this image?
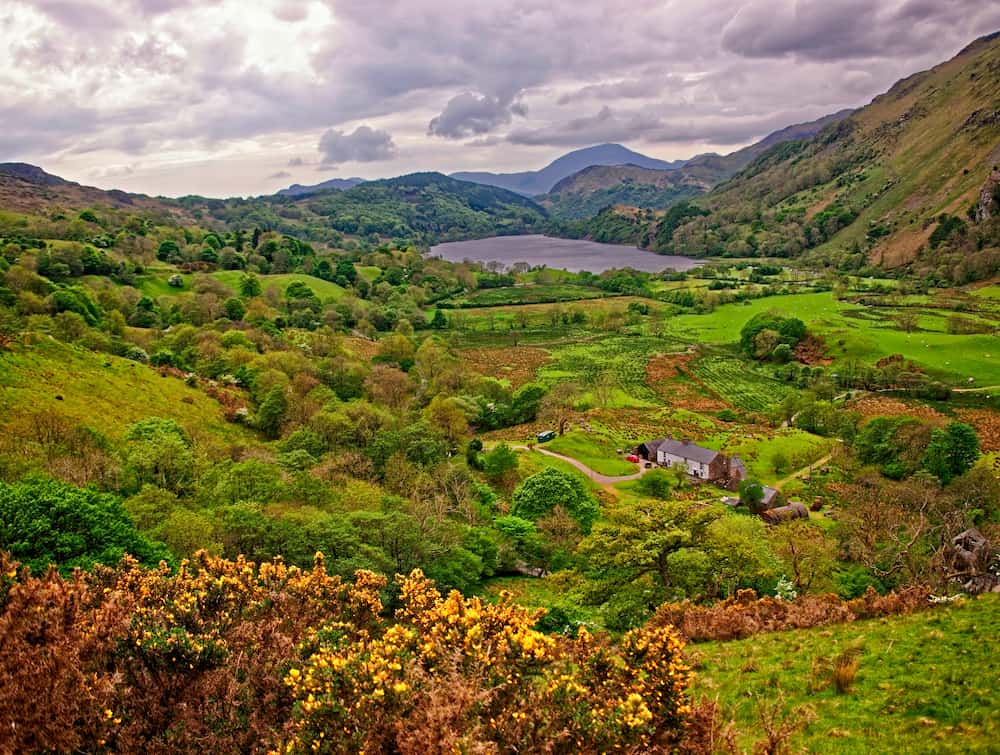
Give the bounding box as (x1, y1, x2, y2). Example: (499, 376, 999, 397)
(3, 0, 999, 195)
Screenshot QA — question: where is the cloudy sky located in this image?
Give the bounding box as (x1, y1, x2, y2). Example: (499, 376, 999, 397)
(3, 0, 999, 197)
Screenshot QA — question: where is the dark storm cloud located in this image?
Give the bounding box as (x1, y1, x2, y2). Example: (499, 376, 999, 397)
(722, 0, 1000, 61)
(507, 105, 815, 148)
(6, 0, 1000, 194)
(0, 101, 100, 159)
(318, 125, 397, 166)
(428, 92, 526, 139)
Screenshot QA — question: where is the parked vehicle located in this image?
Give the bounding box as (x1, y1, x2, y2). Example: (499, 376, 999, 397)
(536, 430, 557, 443)
(625, 454, 640, 463)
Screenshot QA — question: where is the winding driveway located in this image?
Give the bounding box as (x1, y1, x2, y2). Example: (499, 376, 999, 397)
(513, 445, 649, 484)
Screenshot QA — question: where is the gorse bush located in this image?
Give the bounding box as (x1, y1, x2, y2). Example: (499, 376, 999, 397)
(0, 552, 696, 754)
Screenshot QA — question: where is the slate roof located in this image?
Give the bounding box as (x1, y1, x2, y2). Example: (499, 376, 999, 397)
(657, 439, 721, 465)
(638, 439, 666, 455)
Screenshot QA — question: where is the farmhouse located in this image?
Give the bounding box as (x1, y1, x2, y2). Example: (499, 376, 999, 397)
(637, 437, 749, 488)
(656, 438, 727, 480)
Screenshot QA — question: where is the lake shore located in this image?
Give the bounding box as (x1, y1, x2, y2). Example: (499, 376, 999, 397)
(429, 234, 702, 274)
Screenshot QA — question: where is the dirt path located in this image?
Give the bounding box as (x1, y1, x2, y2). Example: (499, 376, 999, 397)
(513, 446, 648, 485)
(773, 451, 835, 491)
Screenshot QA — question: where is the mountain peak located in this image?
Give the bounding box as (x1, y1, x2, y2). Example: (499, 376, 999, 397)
(450, 143, 683, 196)
(0, 163, 74, 187)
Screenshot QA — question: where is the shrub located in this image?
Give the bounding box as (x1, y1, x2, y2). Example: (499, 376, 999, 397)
(649, 585, 931, 642)
(280, 569, 693, 753)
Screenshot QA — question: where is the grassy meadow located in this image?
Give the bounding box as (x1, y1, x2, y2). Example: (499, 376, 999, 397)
(690, 595, 1000, 753)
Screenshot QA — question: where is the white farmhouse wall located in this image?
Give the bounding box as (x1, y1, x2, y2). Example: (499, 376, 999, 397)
(656, 451, 709, 478)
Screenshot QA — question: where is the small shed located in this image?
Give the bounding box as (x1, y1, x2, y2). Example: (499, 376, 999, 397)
(636, 439, 665, 461)
(761, 502, 808, 524)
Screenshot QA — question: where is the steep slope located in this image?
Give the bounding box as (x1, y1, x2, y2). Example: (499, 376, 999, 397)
(629, 32, 1000, 279)
(540, 111, 853, 219)
(0, 163, 193, 223)
(538, 164, 707, 219)
(275, 177, 365, 196)
(451, 143, 685, 196)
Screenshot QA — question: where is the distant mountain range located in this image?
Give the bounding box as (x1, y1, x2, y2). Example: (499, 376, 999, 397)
(537, 111, 855, 218)
(275, 177, 366, 196)
(450, 143, 687, 196)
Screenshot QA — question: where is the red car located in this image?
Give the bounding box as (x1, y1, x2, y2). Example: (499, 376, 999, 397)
(625, 454, 640, 463)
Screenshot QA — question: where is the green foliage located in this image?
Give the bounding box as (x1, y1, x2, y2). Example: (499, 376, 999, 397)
(923, 422, 980, 484)
(739, 311, 806, 359)
(511, 468, 598, 532)
(124, 418, 195, 494)
(482, 443, 518, 482)
(239, 273, 262, 297)
(0, 476, 172, 573)
(223, 297, 246, 321)
(634, 468, 674, 499)
(738, 480, 764, 511)
(257, 386, 289, 440)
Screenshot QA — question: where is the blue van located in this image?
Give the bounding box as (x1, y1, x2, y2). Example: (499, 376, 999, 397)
(536, 430, 557, 443)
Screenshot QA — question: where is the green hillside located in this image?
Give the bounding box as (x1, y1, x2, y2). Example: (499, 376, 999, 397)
(0, 337, 252, 448)
(185, 172, 547, 246)
(538, 164, 706, 219)
(692, 595, 1000, 753)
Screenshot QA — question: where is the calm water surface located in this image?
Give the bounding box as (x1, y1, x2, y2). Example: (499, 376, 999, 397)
(429, 234, 702, 274)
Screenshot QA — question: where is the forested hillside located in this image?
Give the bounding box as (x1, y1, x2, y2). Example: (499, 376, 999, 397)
(0, 165, 546, 250)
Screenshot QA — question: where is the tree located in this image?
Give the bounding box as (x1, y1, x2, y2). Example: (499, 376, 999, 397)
(578, 499, 720, 595)
(539, 381, 580, 436)
(124, 418, 196, 494)
(240, 273, 262, 298)
(738, 480, 765, 512)
(423, 395, 470, 445)
(634, 469, 674, 500)
(923, 422, 980, 484)
(705, 515, 778, 594)
(257, 386, 289, 440)
(0, 476, 172, 573)
(767, 519, 838, 593)
(223, 297, 246, 321)
(430, 308, 448, 329)
(511, 468, 598, 532)
(483, 443, 518, 489)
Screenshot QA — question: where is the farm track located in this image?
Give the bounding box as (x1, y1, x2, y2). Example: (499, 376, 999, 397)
(773, 449, 837, 491)
(513, 446, 648, 485)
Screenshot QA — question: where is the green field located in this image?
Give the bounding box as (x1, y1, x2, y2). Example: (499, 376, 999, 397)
(539, 336, 683, 407)
(691, 354, 795, 412)
(212, 271, 346, 302)
(445, 284, 615, 308)
(691, 595, 1000, 753)
(544, 431, 638, 476)
(724, 429, 833, 484)
(663, 292, 1000, 385)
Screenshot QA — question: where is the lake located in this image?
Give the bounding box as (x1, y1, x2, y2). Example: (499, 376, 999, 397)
(429, 235, 702, 274)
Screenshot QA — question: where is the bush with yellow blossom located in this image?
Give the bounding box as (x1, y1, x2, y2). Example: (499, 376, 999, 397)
(279, 569, 692, 754)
